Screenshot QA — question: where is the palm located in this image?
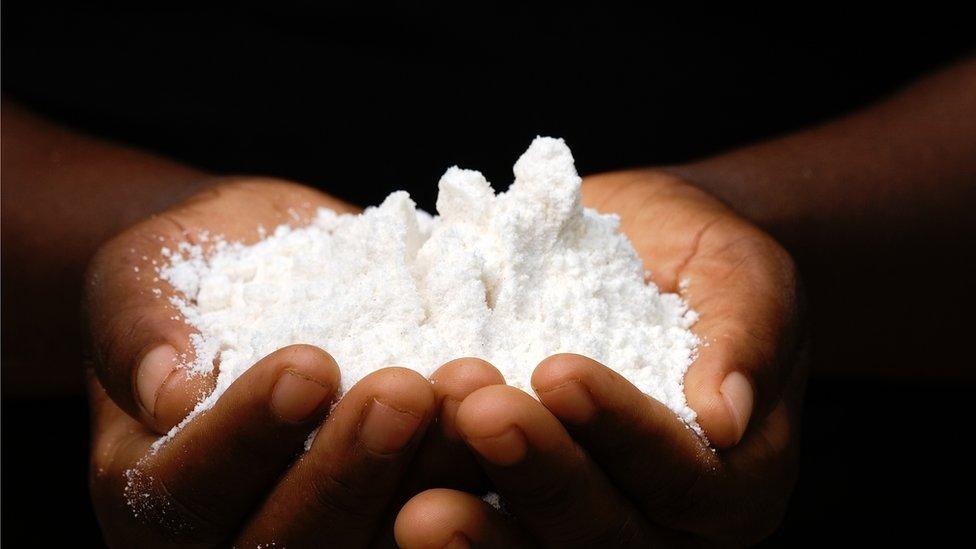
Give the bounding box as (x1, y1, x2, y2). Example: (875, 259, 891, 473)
(582, 170, 800, 438)
(86, 180, 356, 430)
(582, 171, 804, 538)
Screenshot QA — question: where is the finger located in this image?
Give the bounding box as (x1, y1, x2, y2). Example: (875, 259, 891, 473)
(92, 345, 340, 545)
(237, 367, 436, 547)
(85, 236, 213, 434)
(426, 357, 506, 482)
(532, 353, 719, 529)
(369, 358, 506, 548)
(395, 488, 533, 549)
(85, 180, 357, 433)
(432, 358, 506, 440)
(456, 385, 669, 548)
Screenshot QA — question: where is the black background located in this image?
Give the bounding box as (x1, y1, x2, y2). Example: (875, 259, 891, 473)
(2, 2, 974, 546)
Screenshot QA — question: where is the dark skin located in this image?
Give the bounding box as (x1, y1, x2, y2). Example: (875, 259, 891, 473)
(396, 174, 805, 547)
(81, 176, 503, 546)
(393, 59, 976, 547)
(2, 57, 974, 546)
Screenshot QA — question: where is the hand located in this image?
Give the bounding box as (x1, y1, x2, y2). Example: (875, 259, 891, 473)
(84, 179, 503, 546)
(394, 171, 806, 547)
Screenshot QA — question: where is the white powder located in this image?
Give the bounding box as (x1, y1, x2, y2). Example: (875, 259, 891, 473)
(158, 137, 700, 444)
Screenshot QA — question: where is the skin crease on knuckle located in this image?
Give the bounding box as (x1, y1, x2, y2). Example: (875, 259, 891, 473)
(94, 311, 169, 417)
(307, 469, 389, 525)
(104, 453, 228, 546)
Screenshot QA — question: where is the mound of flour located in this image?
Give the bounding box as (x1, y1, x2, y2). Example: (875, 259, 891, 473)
(161, 137, 700, 436)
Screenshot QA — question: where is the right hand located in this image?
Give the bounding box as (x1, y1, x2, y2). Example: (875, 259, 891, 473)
(84, 179, 502, 546)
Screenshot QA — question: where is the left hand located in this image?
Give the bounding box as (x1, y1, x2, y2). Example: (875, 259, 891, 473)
(393, 170, 807, 547)
(83, 179, 503, 546)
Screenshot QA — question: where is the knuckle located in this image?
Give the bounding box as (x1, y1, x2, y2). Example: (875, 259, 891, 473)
(89, 438, 120, 490)
(99, 309, 141, 361)
(83, 242, 115, 295)
(509, 447, 653, 547)
(127, 213, 191, 252)
(153, 212, 192, 241)
(308, 469, 386, 523)
(98, 306, 161, 381)
(87, 453, 113, 504)
(522, 475, 578, 516)
(592, 513, 648, 548)
(224, 425, 292, 467)
(138, 467, 230, 544)
(95, 450, 230, 545)
(711, 227, 789, 279)
(507, 446, 587, 516)
(644, 461, 710, 529)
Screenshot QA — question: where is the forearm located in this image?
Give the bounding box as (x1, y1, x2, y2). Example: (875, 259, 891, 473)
(658, 59, 976, 379)
(666, 57, 976, 250)
(1, 102, 212, 395)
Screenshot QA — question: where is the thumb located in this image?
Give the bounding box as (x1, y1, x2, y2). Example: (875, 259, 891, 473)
(680, 220, 801, 448)
(84, 217, 215, 434)
(83, 179, 360, 433)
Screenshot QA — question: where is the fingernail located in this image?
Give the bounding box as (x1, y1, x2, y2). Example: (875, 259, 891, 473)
(466, 427, 528, 466)
(271, 368, 333, 423)
(444, 533, 472, 549)
(720, 371, 754, 444)
(360, 399, 423, 454)
(538, 380, 597, 425)
(439, 397, 462, 441)
(137, 344, 179, 416)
